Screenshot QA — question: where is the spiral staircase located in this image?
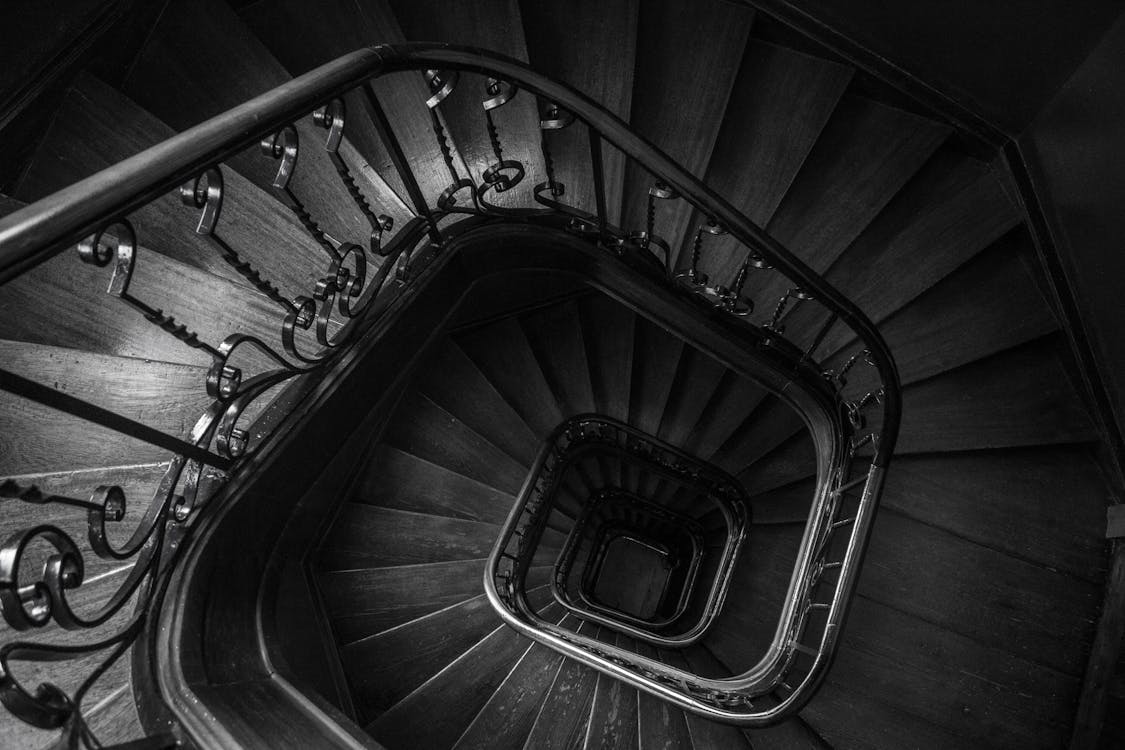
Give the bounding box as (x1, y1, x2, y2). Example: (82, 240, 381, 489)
(0, 0, 1121, 748)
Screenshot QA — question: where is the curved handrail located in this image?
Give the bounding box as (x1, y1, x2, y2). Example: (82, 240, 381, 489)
(0, 42, 897, 469)
(0, 40, 900, 739)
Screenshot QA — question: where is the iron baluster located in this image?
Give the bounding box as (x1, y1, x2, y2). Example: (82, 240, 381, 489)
(636, 182, 676, 268)
(313, 98, 394, 255)
(360, 83, 441, 245)
(260, 126, 341, 260)
(765, 287, 813, 334)
(424, 69, 477, 211)
(180, 166, 315, 329)
(478, 78, 526, 207)
(76, 220, 229, 368)
(588, 132, 608, 237)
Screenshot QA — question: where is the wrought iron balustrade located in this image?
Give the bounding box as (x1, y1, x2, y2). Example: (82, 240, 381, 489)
(0, 41, 899, 743)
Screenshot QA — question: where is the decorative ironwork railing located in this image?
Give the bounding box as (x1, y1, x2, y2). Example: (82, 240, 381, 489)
(0, 42, 899, 742)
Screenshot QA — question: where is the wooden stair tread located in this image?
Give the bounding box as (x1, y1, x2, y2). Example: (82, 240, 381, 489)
(803, 677, 992, 750)
(684, 646, 829, 748)
(456, 317, 564, 438)
(520, 300, 597, 418)
(383, 390, 528, 494)
(520, 0, 639, 223)
(584, 631, 641, 749)
(659, 344, 729, 447)
(385, 0, 546, 211)
(236, 0, 452, 205)
(622, 0, 754, 264)
(453, 615, 576, 750)
(782, 148, 1024, 357)
(15, 72, 330, 297)
(723, 235, 1061, 474)
(688, 39, 853, 277)
(682, 372, 770, 460)
(0, 341, 213, 474)
(630, 318, 684, 436)
(821, 230, 1057, 392)
(369, 602, 563, 749)
(856, 510, 1100, 676)
(741, 335, 1098, 494)
(352, 444, 515, 525)
(661, 649, 750, 749)
(0, 229, 291, 370)
(319, 503, 500, 571)
(883, 446, 1108, 582)
(416, 338, 541, 466)
(122, 0, 410, 240)
(813, 594, 1078, 748)
(319, 558, 489, 644)
(896, 336, 1097, 453)
(744, 94, 950, 312)
(707, 526, 801, 670)
(521, 619, 601, 749)
(634, 641, 693, 749)
(580, 293, 636, 424)
(341, 591, 529, 722)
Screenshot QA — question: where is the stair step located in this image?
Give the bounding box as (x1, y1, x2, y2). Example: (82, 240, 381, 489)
(634, 641, 694, 749)
(708, 526, 801, 671)
(0, 341, 212, 474)
(809, 595, 1078, 748)
(622, 0, 754, 263)
(319, 558, 490, 644)
(682, 646, 830, 748)
(630, 318, 684, 437)
(660, 649, 751, 749)
(743, 94, 950, 315)
(803, 678, 990, 750)
(659, 344, 728, 448)
(522, 620, 601, 749)
(0, 219, 292, 371)
(520, 0, 639, 223)
(14, 72, 329, 297)
(385, 0, 546, 211)
(370, 602, 564, 749)
(579, 293, 636, 424)
(857, 510, 1100, 676)
(344, 591, 526, 724)
(122, 0, 411, 241)
(896, 336, 1097, 453)
(824, 228, 1057, 392)
(682, 372, 770, 460)
(686, 39, 853, 276)
(236, 0, 453, 205)
(454, 614, 577, 750)
(782, 148, 1024, 357)
(726, 232, 1059, 474)
(384, 390, 528, 494)
(456, 317, 564, 438)
(741, 334, 1098, 494)
(520, 300, 597, 418)
(319, 504, 501, 571)
(884, 447, 1107, 582)
(583, 631, 642, 749)
(353, 444, 515, 525)
(416, 338, 541, 466)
